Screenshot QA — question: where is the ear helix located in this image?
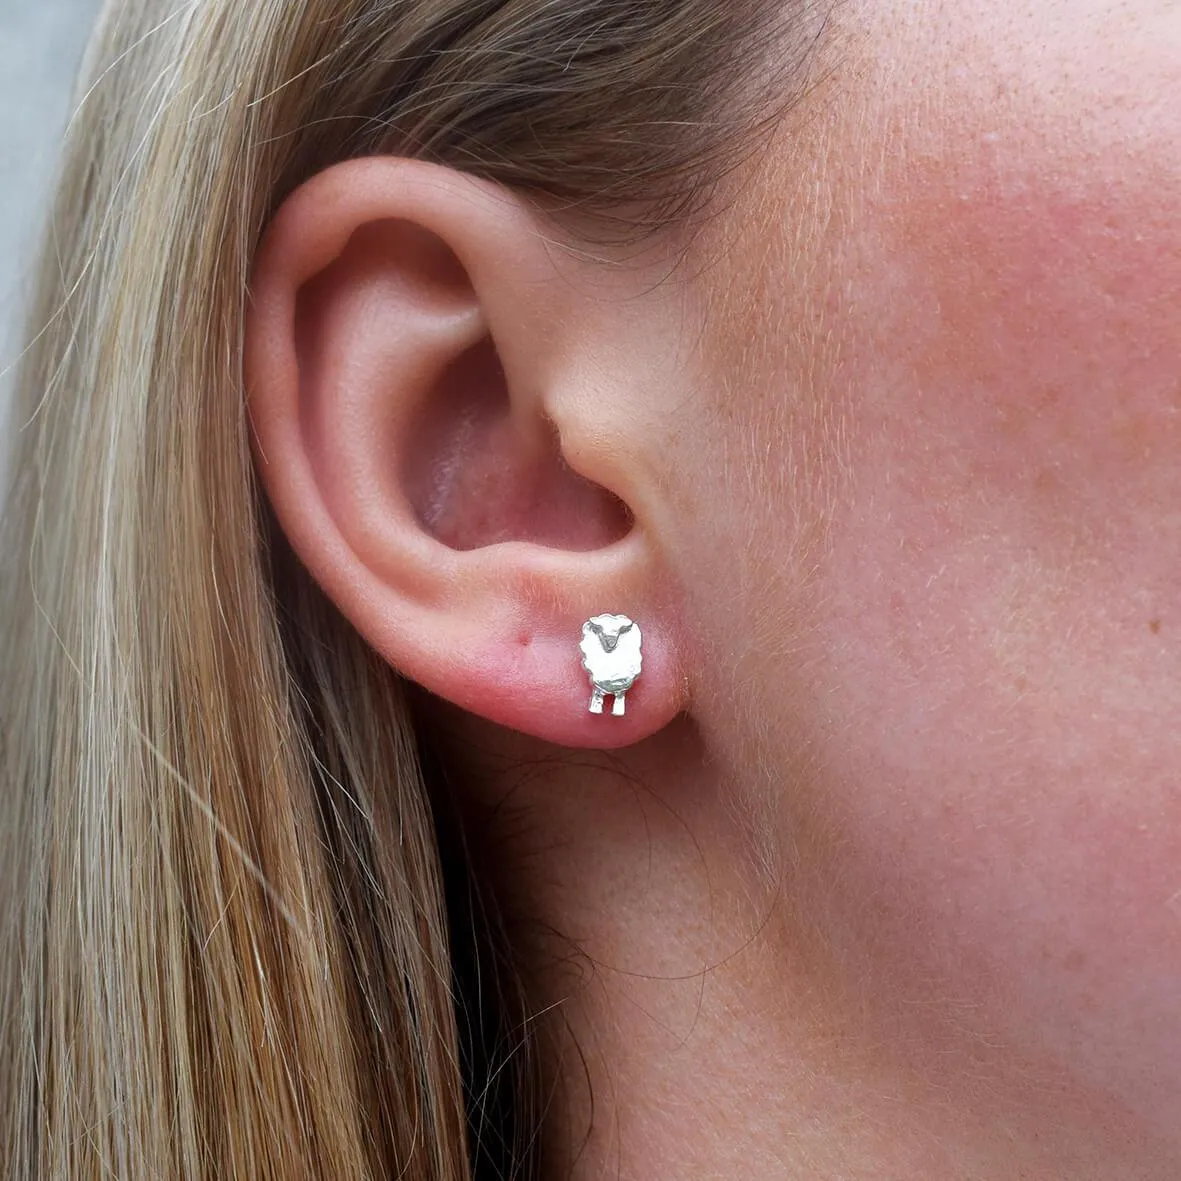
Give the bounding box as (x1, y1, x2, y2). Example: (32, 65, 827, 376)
(580, 614, 642, 717)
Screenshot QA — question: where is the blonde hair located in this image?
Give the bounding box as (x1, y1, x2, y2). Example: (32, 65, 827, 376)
(0, 1, 820, 1176)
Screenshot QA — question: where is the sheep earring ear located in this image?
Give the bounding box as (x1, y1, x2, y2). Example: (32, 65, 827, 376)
(580, 614, 643, 717)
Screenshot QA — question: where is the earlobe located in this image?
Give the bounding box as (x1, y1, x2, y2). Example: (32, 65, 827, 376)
(244, 158, 687, 748)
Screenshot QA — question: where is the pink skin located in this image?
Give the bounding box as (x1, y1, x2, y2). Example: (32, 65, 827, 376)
(672, 0, 1181, 1152)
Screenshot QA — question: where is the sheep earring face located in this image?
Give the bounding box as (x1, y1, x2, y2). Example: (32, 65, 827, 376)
(580, 614, 643, 717)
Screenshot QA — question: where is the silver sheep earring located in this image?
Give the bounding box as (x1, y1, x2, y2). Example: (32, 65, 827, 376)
(580, 614, 643, 716)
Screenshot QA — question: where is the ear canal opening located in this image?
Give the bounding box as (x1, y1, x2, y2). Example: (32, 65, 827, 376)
(403, 336, 634, 553)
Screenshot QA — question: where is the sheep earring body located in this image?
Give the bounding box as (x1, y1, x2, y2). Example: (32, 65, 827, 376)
(580, 615, 643, 717)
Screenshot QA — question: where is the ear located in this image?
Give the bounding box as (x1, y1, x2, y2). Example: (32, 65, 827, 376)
(244, 158, 685, 749)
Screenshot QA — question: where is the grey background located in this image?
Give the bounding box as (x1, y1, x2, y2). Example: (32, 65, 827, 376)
(0, 0, 100, 435)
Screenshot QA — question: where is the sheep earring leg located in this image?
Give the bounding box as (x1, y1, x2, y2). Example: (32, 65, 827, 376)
(611, 692, 627, 717)
(589, 687, 606, 715)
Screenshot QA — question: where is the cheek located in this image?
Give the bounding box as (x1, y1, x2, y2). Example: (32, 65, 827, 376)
(806, 67, 1181, 1126)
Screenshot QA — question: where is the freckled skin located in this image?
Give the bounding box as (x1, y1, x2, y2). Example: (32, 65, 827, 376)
(665, 0, 1181, 1152)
